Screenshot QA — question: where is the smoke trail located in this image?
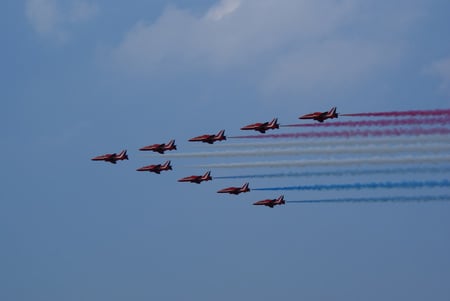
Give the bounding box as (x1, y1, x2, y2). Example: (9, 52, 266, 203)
(231, 127, 450, 140)
(214, 166, 450, 179)
(253, 180, 450, 191)
(195, 155, 450, 169)
(283, 116, 450, 128)
(213, 135, 448, 149)
(159, 144, 450, 158)
(340, 108, 450, 117)
(286, 195, 450, 204)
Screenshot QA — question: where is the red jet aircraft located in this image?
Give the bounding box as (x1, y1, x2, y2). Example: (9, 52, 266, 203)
(136, 160, 172, 174)
(189, 130, 226, 144)
(91, 150, 128, 164)
(139, 139, 177, 154)
(240, 118, 279, 133)
(217, 182, 250, 195)
(299, 107, 338, 122)
(253, 195, 285, 208)
(178, 171, 212, 184)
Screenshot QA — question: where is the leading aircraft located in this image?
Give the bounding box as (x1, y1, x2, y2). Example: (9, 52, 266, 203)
(217, 182, 250, 195)
(136, 160, 172, 174)
(299, 107, 338, 122)
(139, 139, 177, 154)
(240, 118, 279, 133)
(253, 195, 285, 208)
(188, 130, 226, 144)
(91, 150, 128, 164)
(178, 171, 212, 184)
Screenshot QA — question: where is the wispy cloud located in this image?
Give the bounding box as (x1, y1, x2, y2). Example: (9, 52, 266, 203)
(205, 0, 241, 21)
(428, 56, 450, 95)
(110, 0, 425, 100)
(112, 0, 356, 71)
(69, 1, 99, 23)
(263, 39, 401, 95)
(25, 0, 65, 40)
(25, 0, 98, 42)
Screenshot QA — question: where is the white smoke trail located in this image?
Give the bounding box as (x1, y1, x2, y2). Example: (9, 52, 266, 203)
(157, 144, 450, 158)
(194, 155, 450, 169)
(214, 166, 450, 179)
(211, 135, 449, 149)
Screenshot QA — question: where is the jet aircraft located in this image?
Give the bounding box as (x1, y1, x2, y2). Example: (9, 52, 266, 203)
(136, 160, 172, 174)
(139, 139, 177, 154)
(253, 195, 285, 208)
(188, 130, 226, 144)
(240, 118, 279, 133)
(178, 171, 212, 184)
(217, 182, 250, 195)
(299, 107, 338, 122)
(91, 150, 128, 164)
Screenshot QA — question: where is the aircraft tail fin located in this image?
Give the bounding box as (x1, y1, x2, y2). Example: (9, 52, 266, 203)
(329, 107, 338, 118)
(277, 195, 285, 205)
(203, 171, 212, 180)
(217, 130, 226, 140)
(164, 160, 172, 170)
(242, 182, 250, 191)
(167, 140, 175, 148)
(271, 118, 279, 128)
(118, 150, 129, 160)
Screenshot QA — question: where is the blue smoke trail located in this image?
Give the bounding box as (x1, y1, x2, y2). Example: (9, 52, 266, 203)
(253, 180, 450, 191)
(287, 195, 450, 204)
(214, 167, 450, 179)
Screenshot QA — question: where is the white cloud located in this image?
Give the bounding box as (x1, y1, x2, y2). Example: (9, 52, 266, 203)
(205, 0, 241, 21)
(69, 1, 99, 23)
(25, 0, 65, 40)
(112, 1, 357, 70)
(264, 39, 402, 96)
(25, 0, 98, 42)
(110, 0, 422, 98)
(428, 56, 450, 95)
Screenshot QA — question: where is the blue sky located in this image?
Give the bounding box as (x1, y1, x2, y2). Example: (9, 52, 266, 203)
(2, 1, 450, 300)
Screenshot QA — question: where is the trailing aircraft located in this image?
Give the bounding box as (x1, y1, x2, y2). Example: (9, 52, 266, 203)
(253, 195, 285, 208)
(299, 107, 338, 122)
(91, 150, 128, 164)
(178, 171, 212, 184)
(240, 118, 279, 133)
(136, 160, 172, 174)
(217, 182, 250, 194)
(188, 130, 226, 144)
(139, 139, 176, 154)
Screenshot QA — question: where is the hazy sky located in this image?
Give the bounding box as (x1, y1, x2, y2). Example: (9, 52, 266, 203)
(2, 1, 450, 300)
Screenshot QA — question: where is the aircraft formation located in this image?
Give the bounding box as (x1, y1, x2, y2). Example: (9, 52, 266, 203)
(92, 107, 450, 207)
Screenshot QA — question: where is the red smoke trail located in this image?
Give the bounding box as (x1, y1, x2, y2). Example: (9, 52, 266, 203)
(283, 116, 450, 128)
(231, 127, 450, 139)
(341, 108, 450, 117)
